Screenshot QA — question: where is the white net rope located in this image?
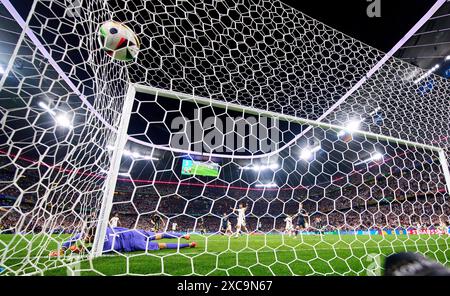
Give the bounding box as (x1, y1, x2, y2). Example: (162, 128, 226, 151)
(0, 0, 449, 276)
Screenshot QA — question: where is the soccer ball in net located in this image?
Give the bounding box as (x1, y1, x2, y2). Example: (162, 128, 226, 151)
(98, 21, 140, 61)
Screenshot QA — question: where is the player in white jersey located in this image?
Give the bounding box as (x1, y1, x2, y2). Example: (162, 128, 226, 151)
(172, 222, 178, 232)
(109, 213, 120, 228)
(439, 220, 449, 236)
(284, 215, 294, 236)
(257, 220, 263, 232)
(231, 203, 248, 237)
(226, 219, 233, 236)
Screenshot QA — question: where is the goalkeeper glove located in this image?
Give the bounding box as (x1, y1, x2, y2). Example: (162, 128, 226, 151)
(49, 250, 64, 257)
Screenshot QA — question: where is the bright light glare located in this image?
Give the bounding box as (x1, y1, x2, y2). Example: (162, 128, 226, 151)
(241, 163, 279, 171)
(337, 120, 361, 137)
(0, 66, 4, 74)
(38, 101, 49, 109)
(337, 130, 346, 137)
(121, 149, 158, 161)
(55, 113, 73, 129)
(346, 120, 361, 133)
(38, 101, 56, 115)
(371, 153, 383, 161)
(255, 183, 278, 188)
(446, 55, 450, 61)
(300, 149, 313, 160)
(143, 155, 159, 161)
(300, 145, 321, 160)
(269, 163, 279, 170)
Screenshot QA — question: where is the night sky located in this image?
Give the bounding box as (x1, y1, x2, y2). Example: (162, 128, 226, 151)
(9, 0, 437, 53)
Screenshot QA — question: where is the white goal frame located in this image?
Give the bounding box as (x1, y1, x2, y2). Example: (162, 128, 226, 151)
(0, 0, 448, 276)
(90, 83, 450, 258)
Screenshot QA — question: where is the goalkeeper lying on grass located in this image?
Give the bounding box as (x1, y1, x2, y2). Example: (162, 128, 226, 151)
(49, 226, 196, 257)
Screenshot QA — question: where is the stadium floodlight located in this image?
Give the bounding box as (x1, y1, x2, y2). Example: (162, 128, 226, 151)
(300, 149, 313, 160)
(337, 119, 362, 137)
(38, 101, 48, 109)
(255, 183, 278, 188)
(300, 145, 321, 161)
(371, 152, 383, 161)
(143, 155, 159, 161)
(39, 101, 72, 128)
(55, 113, 73, 129)
(269, 163, 279, 170)
(346, 120, 362, 133)
(240, 163, 279, 171)
(120, 149, 158, 161)
(38, 101, 56, 115)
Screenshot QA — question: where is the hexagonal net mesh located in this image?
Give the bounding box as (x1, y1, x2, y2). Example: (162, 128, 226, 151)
(0, 0, 449, 276)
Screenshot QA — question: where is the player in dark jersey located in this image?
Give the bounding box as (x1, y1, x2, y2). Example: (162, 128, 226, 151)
(293, 204, 309, 236)
(198, 217, 207, 234)
(150, 214, 165, 232)
(49, 226, 196, 257)
(221, 213, 229, 234)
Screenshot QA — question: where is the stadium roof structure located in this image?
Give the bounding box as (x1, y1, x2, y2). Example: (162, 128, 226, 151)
(396, 0, 450, 76)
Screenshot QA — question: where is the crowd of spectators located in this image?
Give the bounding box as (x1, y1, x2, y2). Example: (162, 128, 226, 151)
(1, 156, 449, 235)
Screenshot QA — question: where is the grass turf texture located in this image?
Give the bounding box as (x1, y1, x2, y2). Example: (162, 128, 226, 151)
(190, 165, 219, 177)
(1, 233, 449, 276)
(181, 161, 219, 177)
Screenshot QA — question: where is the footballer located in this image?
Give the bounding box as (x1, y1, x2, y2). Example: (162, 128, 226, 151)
(231, 203, 248, 237)
(49, 226, 196, 257)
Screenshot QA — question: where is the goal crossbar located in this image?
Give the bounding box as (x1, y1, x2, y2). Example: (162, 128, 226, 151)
(90, 83, 450, 259)
(132, 84, 443, 154)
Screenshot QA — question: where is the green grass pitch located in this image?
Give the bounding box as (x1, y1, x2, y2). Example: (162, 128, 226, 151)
(190, 164, 219, 177)
(1, 233, 449, 276)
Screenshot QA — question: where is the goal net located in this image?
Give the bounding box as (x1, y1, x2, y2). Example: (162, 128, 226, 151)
(0, 0, 449, 276)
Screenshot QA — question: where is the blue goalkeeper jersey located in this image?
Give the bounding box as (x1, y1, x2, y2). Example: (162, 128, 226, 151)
(62, 227, 160, 252)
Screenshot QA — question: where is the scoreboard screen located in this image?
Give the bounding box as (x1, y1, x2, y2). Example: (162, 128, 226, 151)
(181, 159, 219, 177)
